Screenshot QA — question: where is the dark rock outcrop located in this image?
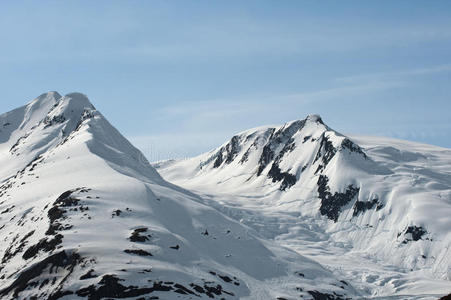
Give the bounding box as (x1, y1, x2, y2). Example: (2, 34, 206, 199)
(318, 175, 359, 222)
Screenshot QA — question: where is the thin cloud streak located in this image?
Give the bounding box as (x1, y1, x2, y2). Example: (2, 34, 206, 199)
(336, 64, 451, 84)
(156, 80, 404, 121)
(2, 10, 451, 64)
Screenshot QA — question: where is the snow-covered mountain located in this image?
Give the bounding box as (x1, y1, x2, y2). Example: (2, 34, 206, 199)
(155, 115, 451, 299)
(0, 93, 361, 300)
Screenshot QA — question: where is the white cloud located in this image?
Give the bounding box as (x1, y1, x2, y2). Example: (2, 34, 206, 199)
(156, 80, 404, 123)
(336, 64, 451, 85)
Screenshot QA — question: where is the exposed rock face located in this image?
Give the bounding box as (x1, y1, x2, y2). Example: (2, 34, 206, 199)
(213, 135, 242, 168)
(267, 163, 297, 191)
(0, 251, 81, 299)
(314, 134, 337, 174)
(401, 226, 428, 244)
(317, 175, 360, 222)
(352, 198, 382, 217)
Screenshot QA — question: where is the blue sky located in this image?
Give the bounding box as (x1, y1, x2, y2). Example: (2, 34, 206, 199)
(1, 1, 450, 160)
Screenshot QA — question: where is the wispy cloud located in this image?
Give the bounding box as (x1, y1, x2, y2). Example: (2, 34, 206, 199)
(156, 80, 404, 123)
(336, 64, 451, 84)
(2, 6, 451, 64)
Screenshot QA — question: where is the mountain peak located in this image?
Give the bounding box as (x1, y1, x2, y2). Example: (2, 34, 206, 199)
(26, 91, 62, 111)
(54, 93, 96, 120)
(28, 92, 93, 110)
(30, 91, 62, 103)
(63, 92, 92, 105)
(165, 114, 369, 192)
(305, 114, 323, 124)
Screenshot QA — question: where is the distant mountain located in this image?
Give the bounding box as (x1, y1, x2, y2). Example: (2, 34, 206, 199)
(0, 93, 358, 299)
(155, 115, 451, 299)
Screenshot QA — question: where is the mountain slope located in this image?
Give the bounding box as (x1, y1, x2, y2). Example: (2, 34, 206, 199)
(0, 93, 358, 299)
(155, 115, 451, 299)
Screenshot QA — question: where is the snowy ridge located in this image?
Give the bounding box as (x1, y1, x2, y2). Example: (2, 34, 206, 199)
(155, 115, 451, 299)
(0, 93, 359, 299)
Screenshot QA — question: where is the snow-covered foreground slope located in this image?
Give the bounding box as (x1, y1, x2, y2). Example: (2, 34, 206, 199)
(0, 93, 360, 300)
(155, 115, 451, 299)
